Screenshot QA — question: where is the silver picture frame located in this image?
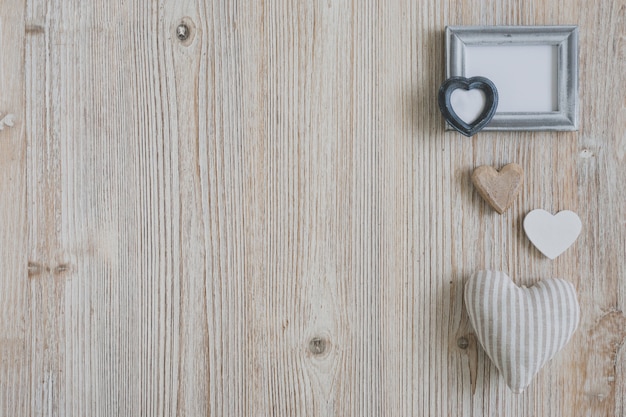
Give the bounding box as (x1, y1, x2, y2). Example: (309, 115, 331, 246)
(445, 25, 579, 131)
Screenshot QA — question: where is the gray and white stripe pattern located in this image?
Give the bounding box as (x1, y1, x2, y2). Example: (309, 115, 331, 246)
(464, 270, 580, 393)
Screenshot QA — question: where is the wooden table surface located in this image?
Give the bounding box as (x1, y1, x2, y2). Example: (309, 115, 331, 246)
(1, 0, 625, 416)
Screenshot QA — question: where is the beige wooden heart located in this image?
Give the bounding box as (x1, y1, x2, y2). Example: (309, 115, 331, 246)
(471, 163, 523, 214)
(465, 270, 580, 393)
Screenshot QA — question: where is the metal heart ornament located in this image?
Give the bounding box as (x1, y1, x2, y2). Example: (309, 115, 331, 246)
(465, 270, 580, 393)
(438, 76, 498, 137)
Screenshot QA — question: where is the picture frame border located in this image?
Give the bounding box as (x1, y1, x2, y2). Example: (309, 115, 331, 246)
(445, 25, 579, 131)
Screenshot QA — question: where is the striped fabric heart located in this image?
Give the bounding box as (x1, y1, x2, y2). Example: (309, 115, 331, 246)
(464, 271, 580, 393)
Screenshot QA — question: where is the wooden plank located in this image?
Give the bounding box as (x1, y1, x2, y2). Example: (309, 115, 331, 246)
(0, 1, 27, 416)
(21, 1, 185, 415)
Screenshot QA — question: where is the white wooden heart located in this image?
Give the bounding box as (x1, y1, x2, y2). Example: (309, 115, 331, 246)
(465, 270, 580, 393)
(523, 209, 582, 259)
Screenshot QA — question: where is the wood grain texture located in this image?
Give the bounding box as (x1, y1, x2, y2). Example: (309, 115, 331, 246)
(0, 0, 625, 416)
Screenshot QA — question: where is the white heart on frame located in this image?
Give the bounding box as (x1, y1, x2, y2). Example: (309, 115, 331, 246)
(465, 270, 580, 393)
(523, 209, 582, 259)
(450, 88, 487, 124)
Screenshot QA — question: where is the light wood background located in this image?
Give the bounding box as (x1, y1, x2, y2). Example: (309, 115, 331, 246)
(1, 0, 625, 416)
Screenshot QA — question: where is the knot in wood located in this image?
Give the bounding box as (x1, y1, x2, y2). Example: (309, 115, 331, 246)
(457, 337, 469, 349)
(308, 337, 327, 355)
(176, 23, 190, 41)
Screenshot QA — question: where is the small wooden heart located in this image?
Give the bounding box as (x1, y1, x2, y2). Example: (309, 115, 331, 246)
(471, 163, 524, 214)
(523, 209, 582, 259)
(465, 270, 580, 393)
(438, 76, 498, 137)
